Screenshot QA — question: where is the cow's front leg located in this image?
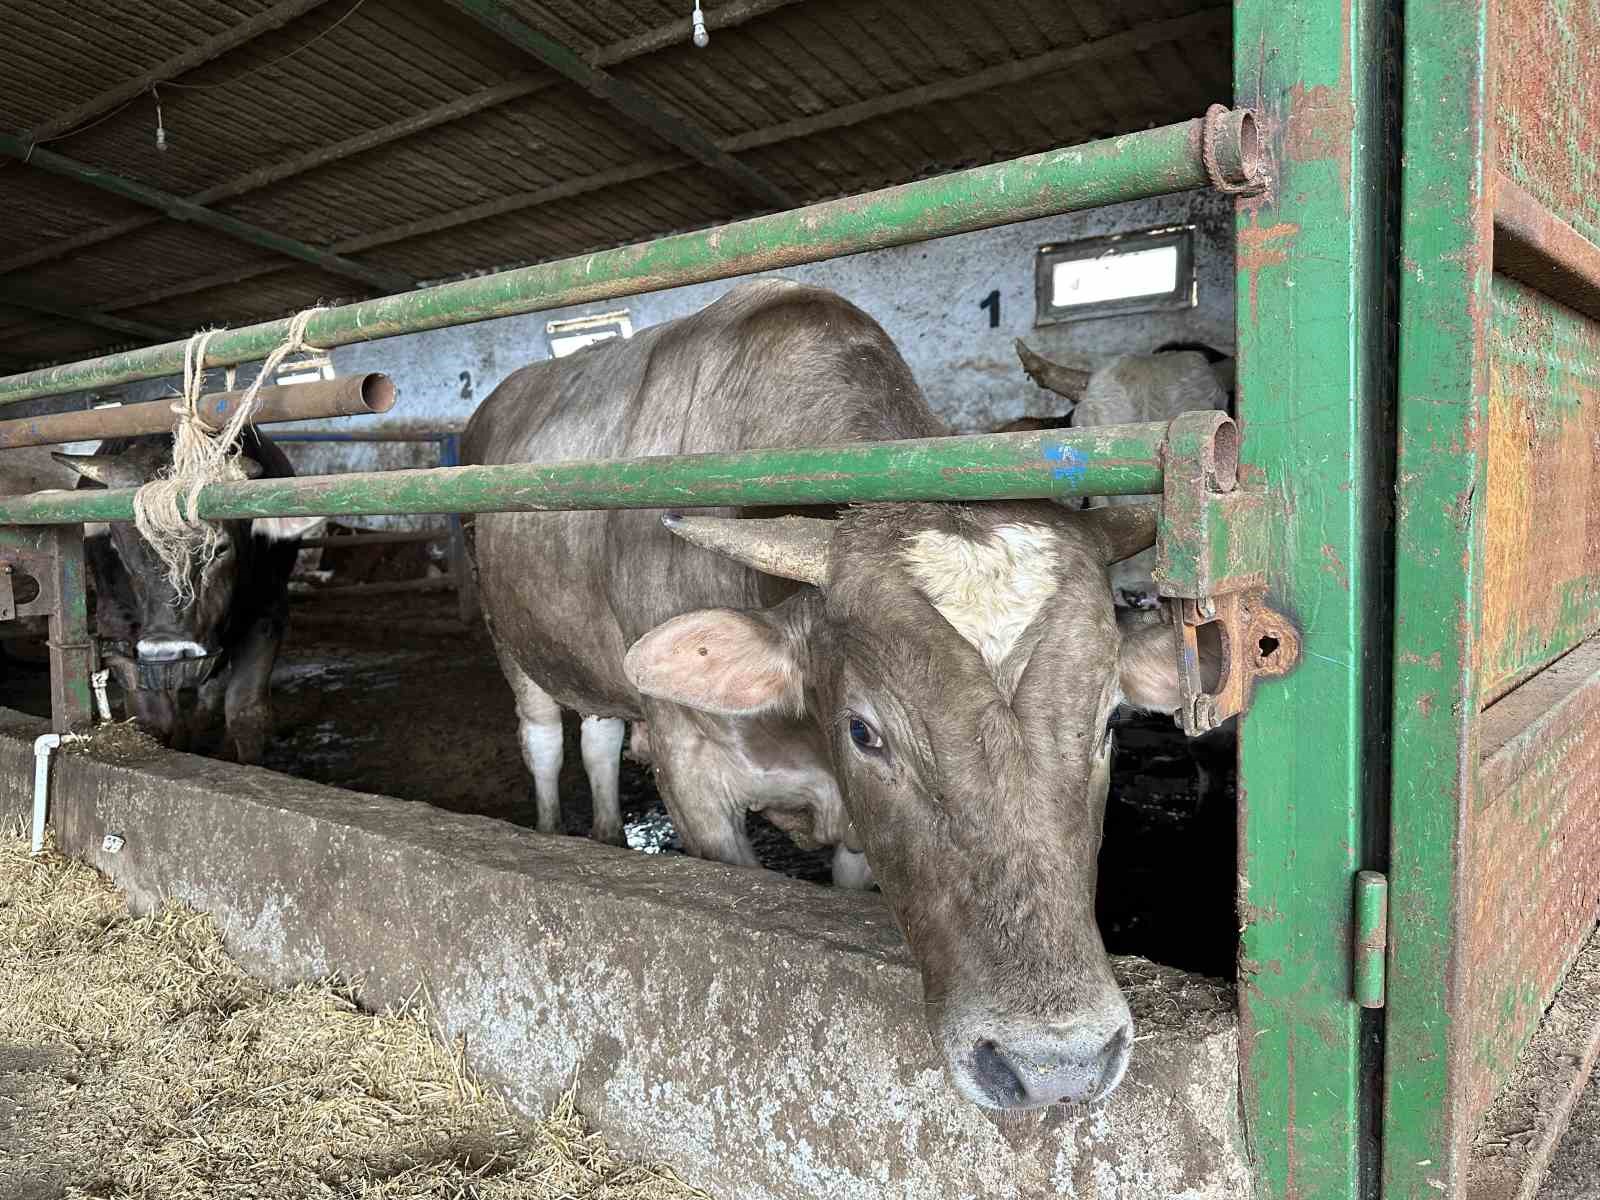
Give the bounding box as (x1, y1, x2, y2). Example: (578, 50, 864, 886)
(131, 687, 185, 750)
(187, 674, 226, 750)
(580, 715, 626, 845)
(223, 617, 282, 764)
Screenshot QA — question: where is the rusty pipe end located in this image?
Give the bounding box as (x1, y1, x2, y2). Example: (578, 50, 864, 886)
(359, 373, 398, 414)
(1210, 416, 1239, 493)
(1203, 106, 1269, 196)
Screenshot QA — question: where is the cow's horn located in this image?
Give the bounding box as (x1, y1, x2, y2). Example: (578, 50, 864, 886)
(660, 513, 833, 586)
(50, 451, 149, 489)
(1079, 501, 1159, 564)
(1014, 339, 1094, 402)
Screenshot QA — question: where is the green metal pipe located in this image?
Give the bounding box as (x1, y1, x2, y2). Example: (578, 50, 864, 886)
(0, 425, 1167, 525)
(0, 113, 1260, 406)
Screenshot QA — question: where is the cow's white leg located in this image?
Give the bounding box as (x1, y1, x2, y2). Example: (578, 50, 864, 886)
(580, 715, 626, 845)
(490, 642, 565, 834)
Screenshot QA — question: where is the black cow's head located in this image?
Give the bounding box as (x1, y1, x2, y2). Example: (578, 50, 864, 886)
(54, 442, 262, 744)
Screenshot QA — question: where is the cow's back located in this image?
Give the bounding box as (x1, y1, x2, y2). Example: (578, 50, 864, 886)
(463, 279, 942, 715)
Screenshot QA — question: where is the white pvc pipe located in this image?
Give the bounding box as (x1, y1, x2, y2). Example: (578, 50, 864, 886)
(30, 733, 62, 855)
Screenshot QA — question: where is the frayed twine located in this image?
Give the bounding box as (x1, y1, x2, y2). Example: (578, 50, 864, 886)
(132, 307, 325, 604)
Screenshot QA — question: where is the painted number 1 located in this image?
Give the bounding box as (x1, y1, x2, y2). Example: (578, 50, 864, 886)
(979, 289, 1000, 328)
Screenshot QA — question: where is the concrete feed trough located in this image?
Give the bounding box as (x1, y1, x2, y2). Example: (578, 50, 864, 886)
(0, 708, 1248, 1199)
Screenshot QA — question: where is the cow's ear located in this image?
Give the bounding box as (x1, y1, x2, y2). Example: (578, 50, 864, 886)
(1117, 611, 1222, 719)
(625, 605, 808, 718)
(1117, 613, 1185, 714)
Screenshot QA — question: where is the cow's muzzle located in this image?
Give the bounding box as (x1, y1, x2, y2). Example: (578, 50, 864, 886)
(102, 640, 223, 692)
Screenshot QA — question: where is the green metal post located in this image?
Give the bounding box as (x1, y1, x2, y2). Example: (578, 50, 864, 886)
(1384, 0, 1494, 1194)
(46, 525, 93, 734)
(0, 425, 1168, 526)
(1231, 0, 1393, 1195)
(0, 115, 1260, 405)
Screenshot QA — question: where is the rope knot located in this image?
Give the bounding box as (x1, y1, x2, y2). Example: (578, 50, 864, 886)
(132, 306, 326, 604)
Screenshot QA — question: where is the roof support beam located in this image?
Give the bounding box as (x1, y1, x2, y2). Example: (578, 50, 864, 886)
(442, 0, 795, 209)
(20, 0, 339, 144)
(0, 77, 549, 279)
(0, 0, 808, 281)
(0, 289, 180, 341)
(79, 8, 1228, 315)
(0, 135, 414, 295)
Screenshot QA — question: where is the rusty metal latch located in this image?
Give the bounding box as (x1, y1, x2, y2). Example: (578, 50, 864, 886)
(1153, 410, 1301, 736)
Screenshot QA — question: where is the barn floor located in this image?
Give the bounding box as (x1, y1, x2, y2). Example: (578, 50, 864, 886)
(0, 589, 1238, 978)
(0, 825, 706, 1200)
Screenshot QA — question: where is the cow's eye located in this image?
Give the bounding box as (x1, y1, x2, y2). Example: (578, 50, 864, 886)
(847, 714, 883, 752)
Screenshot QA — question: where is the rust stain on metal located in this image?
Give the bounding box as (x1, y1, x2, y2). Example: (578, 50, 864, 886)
(1319, 544, 1349, 590)
(1283, 83, 1355, 193)
(1469, 638, 1600, 1128)
(1494, 0, 1600, 247)
(1481, 278, 1600, 703)
(1237, 218, 1300, 326)
(1417, 692, 1435, 718)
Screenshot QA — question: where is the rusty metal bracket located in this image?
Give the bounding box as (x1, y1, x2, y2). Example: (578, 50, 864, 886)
(1154, 410, 1299, 735)
(1170, 591, 1300, 736)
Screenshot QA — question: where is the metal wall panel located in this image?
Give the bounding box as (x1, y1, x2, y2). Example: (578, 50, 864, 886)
(1482, 276, 1600, 702)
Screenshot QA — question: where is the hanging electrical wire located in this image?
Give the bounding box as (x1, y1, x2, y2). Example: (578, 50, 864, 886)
(163, 0, 370, 91)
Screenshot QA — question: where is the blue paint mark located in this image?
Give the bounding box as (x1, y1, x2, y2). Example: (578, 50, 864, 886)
(1043, 442, 1087, 483)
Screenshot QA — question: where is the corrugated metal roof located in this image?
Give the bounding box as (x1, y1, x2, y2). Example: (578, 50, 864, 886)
(0, 0, 1231, 368)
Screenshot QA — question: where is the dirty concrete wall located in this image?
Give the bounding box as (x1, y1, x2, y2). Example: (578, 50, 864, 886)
(81, 189, 1232, 499)
(0, 709, 1251, 1200)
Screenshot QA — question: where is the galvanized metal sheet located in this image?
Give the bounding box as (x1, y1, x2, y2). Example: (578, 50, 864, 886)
(1482, 275, 1600, 703)
(1469, 637, 1600, 1126)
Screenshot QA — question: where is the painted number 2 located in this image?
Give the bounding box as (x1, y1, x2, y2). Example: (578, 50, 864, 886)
(979, 289, 1000, 329)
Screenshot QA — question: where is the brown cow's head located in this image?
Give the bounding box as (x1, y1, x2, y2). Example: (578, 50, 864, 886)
(625, 501, 1189, 1109)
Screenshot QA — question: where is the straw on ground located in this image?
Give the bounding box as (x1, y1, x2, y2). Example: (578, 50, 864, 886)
(0, 822, 709, 1199)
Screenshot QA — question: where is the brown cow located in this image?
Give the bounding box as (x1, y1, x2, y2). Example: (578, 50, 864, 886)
(466, 280, 1197, 1107)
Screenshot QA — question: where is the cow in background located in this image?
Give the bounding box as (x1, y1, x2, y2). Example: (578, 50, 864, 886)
(54, 429, 300, 763)
(1006, 339, 1233, 610)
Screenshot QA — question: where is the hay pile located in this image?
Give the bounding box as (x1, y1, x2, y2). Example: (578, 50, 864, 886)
(0, 823, 709, 1199)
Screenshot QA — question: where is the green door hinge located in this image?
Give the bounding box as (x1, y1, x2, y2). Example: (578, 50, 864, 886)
(1353, 870, 1388, 1008)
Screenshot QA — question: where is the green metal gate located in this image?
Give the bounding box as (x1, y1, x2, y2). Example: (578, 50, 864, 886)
(1, 2, 1598, 1195)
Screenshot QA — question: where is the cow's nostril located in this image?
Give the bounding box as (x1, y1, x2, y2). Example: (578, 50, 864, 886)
(1097, 1022, 1134, 1094)
(969, 1040, 1026, 1108)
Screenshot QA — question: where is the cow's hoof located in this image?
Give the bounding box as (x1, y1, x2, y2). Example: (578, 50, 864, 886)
(226, 722, 269, 766)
